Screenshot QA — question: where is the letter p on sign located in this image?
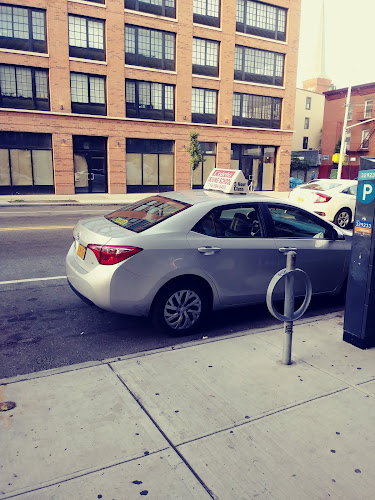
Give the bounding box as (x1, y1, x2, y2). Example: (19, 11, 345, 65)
(359, 181, 375, 204)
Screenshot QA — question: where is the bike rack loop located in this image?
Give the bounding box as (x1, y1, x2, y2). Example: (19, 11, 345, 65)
(266, 248, 312, 365)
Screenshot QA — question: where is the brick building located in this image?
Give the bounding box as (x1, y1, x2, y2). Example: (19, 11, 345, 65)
(320, 82, 375, 179)
(0, 0, 301, 195)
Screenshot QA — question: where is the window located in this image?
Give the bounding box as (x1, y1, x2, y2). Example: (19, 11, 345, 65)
(344, 130, 351, 151)
(304, 117, 310, 129)
(192, 142, 216, 188)
(0, 4, 47, 53)
(342, 185, 357, 196)
(192, 87, 217, 124)
(0, 132, 54, 195)
(347, 101, 353, 121)
(125, 25, 175, 70)
(87, 0, 105, 3)
(361, 129, 370, 149)
(234, 45, 284, 86)
(126, 79, 174, 120)
(364, 99, 373, 119)
(193, 205, 264, 238)
(306, 96, 311, 110)
(193, 0, 220, 27)
(126, 138, 174, 193)
(268, 205, 334, 239)
(0, 64, 49, 111)
(193, 38, 219, 77)
(302, 136, 308, 149)
(124, 0, 176, 18)
(232, 92, 281, 128)
(68, 15, 105, 61)
(70, 72, 106, 115)
(236, 0, 287, 41)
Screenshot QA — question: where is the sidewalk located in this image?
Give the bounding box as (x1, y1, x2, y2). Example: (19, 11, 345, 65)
(1, 312, 375, 499)
(0, 190, 290, 206)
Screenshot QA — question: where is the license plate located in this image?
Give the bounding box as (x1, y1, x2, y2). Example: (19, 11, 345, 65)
(297, 197, 304, 202)
(77, 243, 86, 260)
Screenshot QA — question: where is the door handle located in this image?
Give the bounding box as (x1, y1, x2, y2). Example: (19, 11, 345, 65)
(279, 247, 297, 254)
(198, 246, 221, 255)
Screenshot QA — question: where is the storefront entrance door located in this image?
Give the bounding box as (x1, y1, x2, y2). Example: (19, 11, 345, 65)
(73, 136, 107, 194)
(240, 156, 262, 191)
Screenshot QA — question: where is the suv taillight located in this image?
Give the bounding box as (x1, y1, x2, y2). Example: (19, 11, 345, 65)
(87, 245, 142, 265)
(314, 192, 332, 203)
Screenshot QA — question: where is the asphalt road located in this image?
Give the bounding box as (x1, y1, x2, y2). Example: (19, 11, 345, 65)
(0, 205, 345, 380)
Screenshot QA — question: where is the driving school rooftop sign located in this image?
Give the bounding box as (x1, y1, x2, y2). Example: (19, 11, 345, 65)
(203, 168, 249, 194)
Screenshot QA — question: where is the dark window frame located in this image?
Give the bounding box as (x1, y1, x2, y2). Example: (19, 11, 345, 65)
(304, 117, 310, 129)
(124, 0, 176, 19)
(125, 24, 175, 71)
(302, 136, 308, 149)
(306, 96, 311, 110)
(0, 63, 50, 111)
(232, 92, 282, 129)
(192, 142, 217, 188)
(236, 0, 287, 42)
(68, 14, 106, 61)
(192, 87, 218, 124)
(70, 72, 107, 116)
(0, 4, 47, 53)
(193, 0, 221, 27)
(125, 78, 175, 121)
(234, 44, 284, 86)
(192, 37, 220, 77)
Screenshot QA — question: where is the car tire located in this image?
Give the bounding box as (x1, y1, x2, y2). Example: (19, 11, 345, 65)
(334, 208, 352, 229)
(151, 280, 210, 335)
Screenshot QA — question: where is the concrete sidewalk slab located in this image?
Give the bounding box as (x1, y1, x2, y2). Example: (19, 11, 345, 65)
(0, 365, 168, 498)
(111, 333, 346, 445)
(178, 388, 375, 500)
(17, 450, 211, 500)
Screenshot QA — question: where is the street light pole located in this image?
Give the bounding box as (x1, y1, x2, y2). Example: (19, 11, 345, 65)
(337, 86, 351, 180)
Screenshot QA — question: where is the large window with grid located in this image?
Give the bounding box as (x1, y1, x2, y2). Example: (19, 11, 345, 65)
(236, 0, 287, 41)
(234, 45, 284, 86)
(0, 4, 46, 53)
(125, 25, 175, 70)
(0, 64, 49, 111)
(232, 92, 281, 128)
(70, 72, 106, 115)
(126, 79, 174, 121)
(125, 0, 176, 18)
(192, 87, 217, 124)
(193, 38, 219, 77)
(68, 15, 105, 61)
(193, 0, 220, 27)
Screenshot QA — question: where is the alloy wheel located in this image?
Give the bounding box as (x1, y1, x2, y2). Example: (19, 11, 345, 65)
(164, 289, 202, 330)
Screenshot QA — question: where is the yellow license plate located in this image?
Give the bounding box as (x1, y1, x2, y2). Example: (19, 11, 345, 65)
(297, 197, 304, 202)
(77, 243, 86, 260)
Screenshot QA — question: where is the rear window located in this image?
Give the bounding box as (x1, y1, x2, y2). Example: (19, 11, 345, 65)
(300, 181, 341, 191)
(105, 196, 191, 233)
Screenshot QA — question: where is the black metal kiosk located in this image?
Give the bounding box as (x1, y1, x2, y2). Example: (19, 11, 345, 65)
(344, 156, 375, 348)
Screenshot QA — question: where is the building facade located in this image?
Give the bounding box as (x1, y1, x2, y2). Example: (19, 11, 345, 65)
(0, 0, 301, 196)
(320, 83, 375, 179)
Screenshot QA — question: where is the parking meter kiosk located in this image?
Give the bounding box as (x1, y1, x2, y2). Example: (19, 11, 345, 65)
(344, 157, 375, 348)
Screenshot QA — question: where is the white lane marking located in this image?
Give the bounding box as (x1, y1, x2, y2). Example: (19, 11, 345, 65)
(0, 276, 67, 285)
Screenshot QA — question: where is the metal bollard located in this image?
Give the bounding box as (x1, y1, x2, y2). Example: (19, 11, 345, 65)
(266, 248, 312, 365)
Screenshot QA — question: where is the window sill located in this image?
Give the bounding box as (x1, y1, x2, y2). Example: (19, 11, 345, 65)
(68, 0, 106, 7)
(124, 9, 178, 22)
(0, 48, 49, 58)
(69, 57, 107, 65)
(193, 74, 221, 81)
(193, 23, 222, 32)
(235, 32, 287, 45)
(234, 80, 285, 90)
(125, 64, 177, 75)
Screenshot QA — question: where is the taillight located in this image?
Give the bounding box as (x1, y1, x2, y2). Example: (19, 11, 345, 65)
(87, 245, 142, 265)
(314, 192, 332, 203)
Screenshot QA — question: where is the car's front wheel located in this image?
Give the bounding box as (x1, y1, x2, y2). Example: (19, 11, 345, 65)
(151, 280, 210, 335)
(334, 208, 352, 229)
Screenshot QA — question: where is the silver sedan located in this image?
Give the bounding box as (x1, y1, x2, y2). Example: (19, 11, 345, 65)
(66, 190, 352, 334)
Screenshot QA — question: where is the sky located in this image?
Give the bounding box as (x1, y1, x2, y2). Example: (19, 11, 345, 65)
(297, 0, 375, 90)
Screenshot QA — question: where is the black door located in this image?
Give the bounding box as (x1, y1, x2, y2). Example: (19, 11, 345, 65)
(240, 156, 262, 190)
(73, 136, 107, 194)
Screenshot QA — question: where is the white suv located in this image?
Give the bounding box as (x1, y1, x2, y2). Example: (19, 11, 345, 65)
(289, 179, 358, 229)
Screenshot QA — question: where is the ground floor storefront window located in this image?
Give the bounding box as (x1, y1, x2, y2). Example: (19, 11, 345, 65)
(230, 144, 276, 191)
(0, 132, 54, 195)
(126, 139, 174, 193)
(192, 142, 216, 189)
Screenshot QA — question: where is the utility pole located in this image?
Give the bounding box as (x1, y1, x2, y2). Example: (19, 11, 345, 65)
(337, 86, 351, 179)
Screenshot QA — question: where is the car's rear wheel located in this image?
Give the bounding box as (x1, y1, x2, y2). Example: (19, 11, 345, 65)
(334, 208, 352, 229)
(151, 280, 210, 335)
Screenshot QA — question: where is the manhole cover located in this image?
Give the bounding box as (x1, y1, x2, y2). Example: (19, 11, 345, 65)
(0, 401, 16, 412)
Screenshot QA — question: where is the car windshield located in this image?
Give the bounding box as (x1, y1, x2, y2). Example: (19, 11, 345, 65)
(300, 181, 342, 191)
(105, 196, 191, 233)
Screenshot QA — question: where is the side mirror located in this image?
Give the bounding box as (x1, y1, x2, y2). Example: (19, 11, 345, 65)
(334, 228, 345, 240)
